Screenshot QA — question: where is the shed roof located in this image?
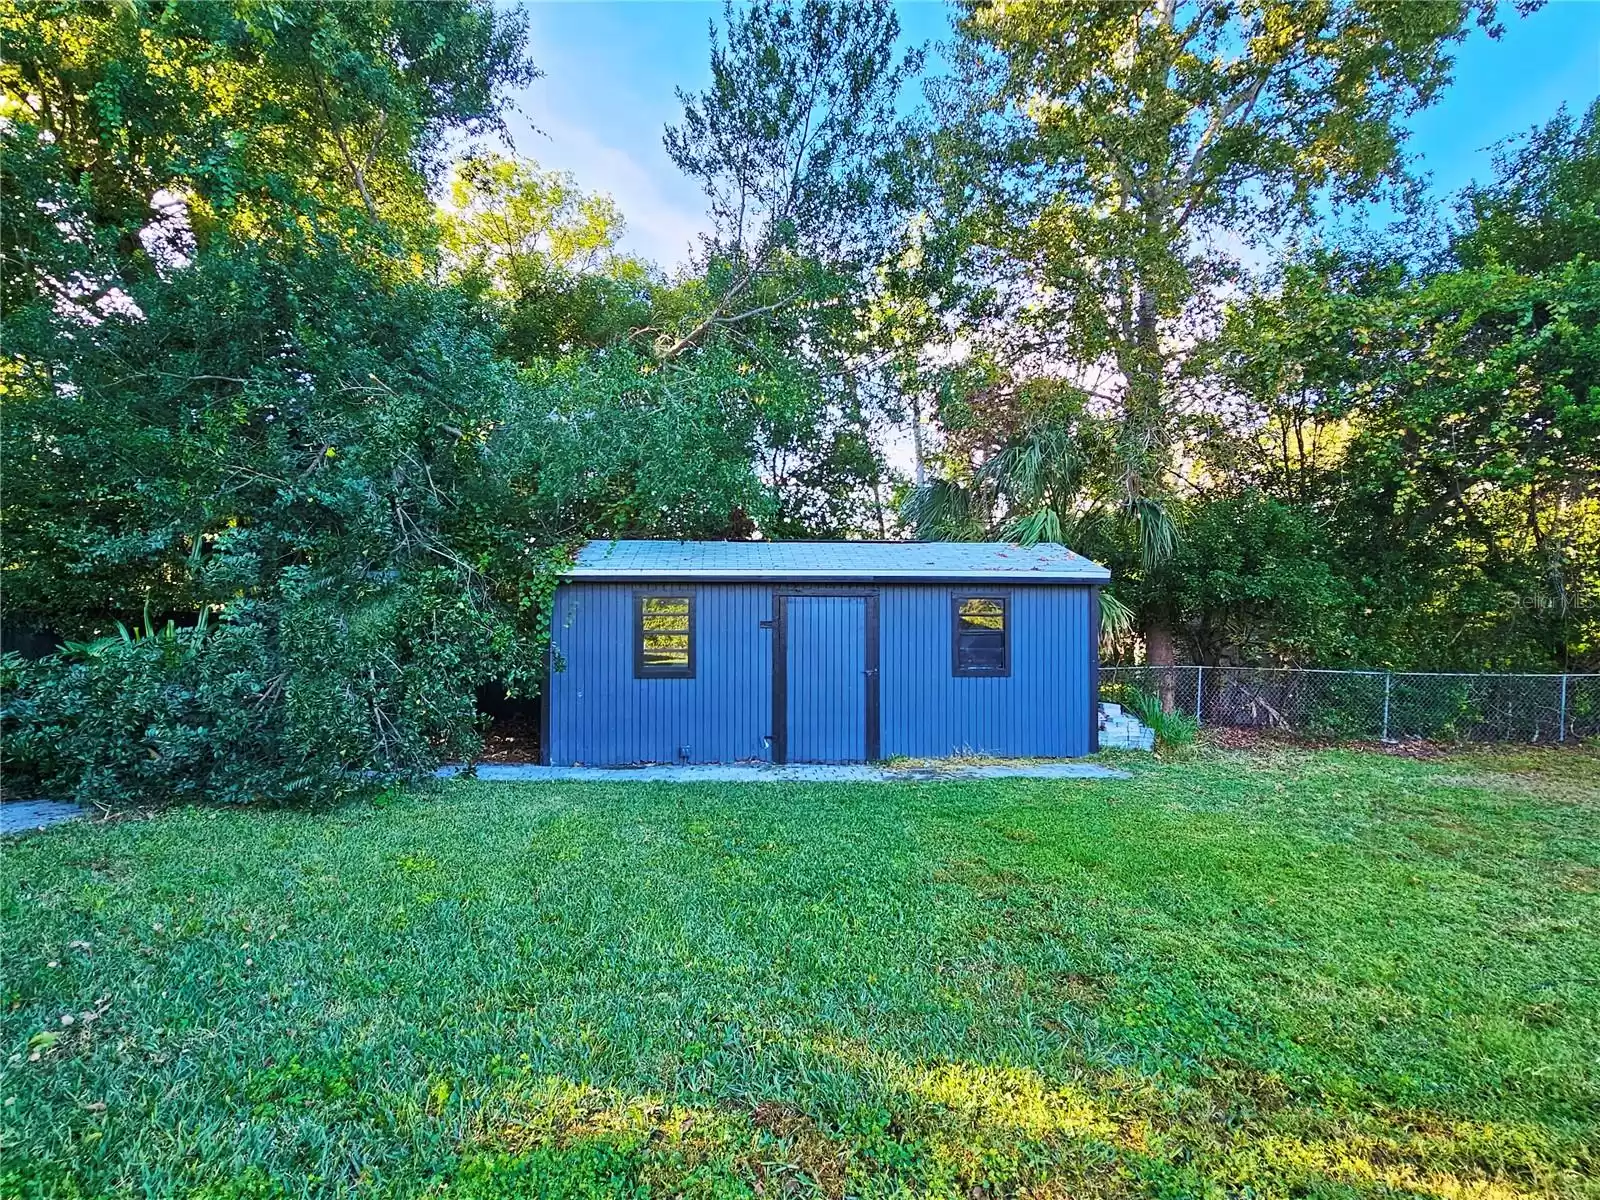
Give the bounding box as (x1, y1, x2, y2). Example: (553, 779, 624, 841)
(567, 540, 1111, 583)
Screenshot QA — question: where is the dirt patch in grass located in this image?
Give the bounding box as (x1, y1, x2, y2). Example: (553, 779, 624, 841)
(471, 714, 542, 764)
(1428, 753, 1600, 809)
(1201, 726, 1459, 758)
(460, 1069, 1590, 1200)
(746, 1100, 849, 1198)
(470, 1085, 855, 1198)
(1559, 864, 1599, 893)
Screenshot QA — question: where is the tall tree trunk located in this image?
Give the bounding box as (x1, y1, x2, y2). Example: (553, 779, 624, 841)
(855, 409, 889, 538)
(1123, 286, 1164, 503)
(1143, 610, 1177, 712)
(909, 391, 926, 487)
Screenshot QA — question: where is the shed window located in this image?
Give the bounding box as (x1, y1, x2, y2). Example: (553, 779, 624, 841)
(953, 595, 1010, 676)
(635, 593, 694, 678)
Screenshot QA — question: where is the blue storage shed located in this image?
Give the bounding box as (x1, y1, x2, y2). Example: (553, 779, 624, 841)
(543, 540, 1110, 766)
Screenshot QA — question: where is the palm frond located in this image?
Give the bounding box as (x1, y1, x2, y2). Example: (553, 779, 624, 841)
(1098, 589, 1135, 639)
(979, 423, 1084, 510)
(1133, 496, 1178, 569)
(900, 479, 983, 541)
(1001, 506, 1063, 547)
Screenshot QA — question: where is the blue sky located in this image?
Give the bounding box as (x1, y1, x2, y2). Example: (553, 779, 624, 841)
(500, 1, 1600, 271)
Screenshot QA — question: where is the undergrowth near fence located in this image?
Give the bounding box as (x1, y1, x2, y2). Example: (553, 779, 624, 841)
(1104, 666, 1599, 744)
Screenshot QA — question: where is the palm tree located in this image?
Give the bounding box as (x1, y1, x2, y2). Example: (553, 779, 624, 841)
(900, 411, 1167, 642)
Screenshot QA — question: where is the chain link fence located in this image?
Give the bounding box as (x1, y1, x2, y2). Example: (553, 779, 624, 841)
(1101, 666, 1599, 744)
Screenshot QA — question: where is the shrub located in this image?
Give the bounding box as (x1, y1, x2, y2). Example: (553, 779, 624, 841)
(1302, 672, 1387, 739)
(2, 580, 524, 808)
(4, 624, 341, 808)
(1387, 675, 1481, 741)
(1124, 688, 1199, 750)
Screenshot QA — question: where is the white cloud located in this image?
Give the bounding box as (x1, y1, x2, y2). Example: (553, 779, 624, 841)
(504, 110, 709, 273)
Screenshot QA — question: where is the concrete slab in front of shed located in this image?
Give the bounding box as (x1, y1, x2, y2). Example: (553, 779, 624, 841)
(2, 800, 87, 834)
(440, 762, 1127, 783)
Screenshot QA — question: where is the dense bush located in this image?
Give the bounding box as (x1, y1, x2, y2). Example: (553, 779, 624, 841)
(1301, 673, 1387, 740)
(0, 3, 823, 809)
(1, 592, 507, 808)
(4, 629, 301, 808)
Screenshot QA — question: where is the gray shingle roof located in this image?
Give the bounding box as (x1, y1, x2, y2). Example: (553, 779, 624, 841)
(568, 540, 1111, 583)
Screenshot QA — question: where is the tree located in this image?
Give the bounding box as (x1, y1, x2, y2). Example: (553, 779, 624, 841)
(610, 0, 930, 538)
(937, 0, 1504, 664)
(1130, 492, 1356, 666)
(445, 153, 635, 281)
(2, 228, 540, 801)
(1454, 101, 1600, 275)
(660, 0, 921, 359)
(1205, 102, 1600, 670)
(901, 374, 1142, 634)
(2, 1, 542, 630)
(442, 153, 657, 357)
(0, 0, 538, 276)
(486, 342, 777, 543)
(0, 2, 747, 804)
(903, 376, 1115, 544)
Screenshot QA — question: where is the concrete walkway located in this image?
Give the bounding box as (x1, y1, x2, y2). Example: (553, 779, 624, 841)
(1, 800, 86, 835)
(439, 762, 1126, 784)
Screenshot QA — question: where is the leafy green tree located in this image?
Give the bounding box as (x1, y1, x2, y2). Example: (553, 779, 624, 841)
(442, 153, 657, 357)
(446, 154, 631, 279)
(0, 0, 537, 268)
(0, 2, 778, 804)
(2, 0, 540, 619)
(486, 343, 776, 542)
(1132, 493, 1357, 666)
(1207, 102, 1600, 670)
(2, 226, 536, 800)
(650, 0, 926, 536)
(1454, 102, 1600, 275)
(935, 0, 1503, 662)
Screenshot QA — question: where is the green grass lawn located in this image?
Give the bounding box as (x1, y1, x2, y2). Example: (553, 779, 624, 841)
(3, 745, 1598, 1199)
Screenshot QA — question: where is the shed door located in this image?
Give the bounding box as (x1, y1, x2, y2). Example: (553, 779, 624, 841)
(784, 595, 875, 763)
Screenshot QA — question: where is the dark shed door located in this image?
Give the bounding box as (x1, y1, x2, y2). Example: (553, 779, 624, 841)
(785, 595, 869, 763)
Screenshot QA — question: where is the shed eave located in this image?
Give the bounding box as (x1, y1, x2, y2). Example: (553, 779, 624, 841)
(561, 568, 1112, 584)
(564, 538, 1113, 584)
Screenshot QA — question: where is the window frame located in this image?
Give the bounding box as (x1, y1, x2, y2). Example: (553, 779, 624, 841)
(951, 592, 1011, 678)
(633, 590, 696, 679)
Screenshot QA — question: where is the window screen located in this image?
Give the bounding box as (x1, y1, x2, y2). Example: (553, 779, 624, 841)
(635, 594, 694, 678)
(953, 595, 1009, 676)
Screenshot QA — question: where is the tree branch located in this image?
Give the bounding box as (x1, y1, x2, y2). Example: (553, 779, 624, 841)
(310, 63, 381, 221)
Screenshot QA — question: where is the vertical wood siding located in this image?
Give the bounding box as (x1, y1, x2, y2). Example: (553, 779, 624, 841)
(547, 583, 773, 765)
(547, 581, 1095, 764)
(880, 585, 1094, 758)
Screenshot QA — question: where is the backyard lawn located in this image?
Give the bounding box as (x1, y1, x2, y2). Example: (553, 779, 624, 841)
(2, 745, 1597, 1199)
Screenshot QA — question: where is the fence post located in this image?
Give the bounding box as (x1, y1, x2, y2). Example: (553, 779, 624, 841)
(1381, 672, 1392, 742)
(1558, 674, 1568, 744)
(1195, 664, 1204, 726)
